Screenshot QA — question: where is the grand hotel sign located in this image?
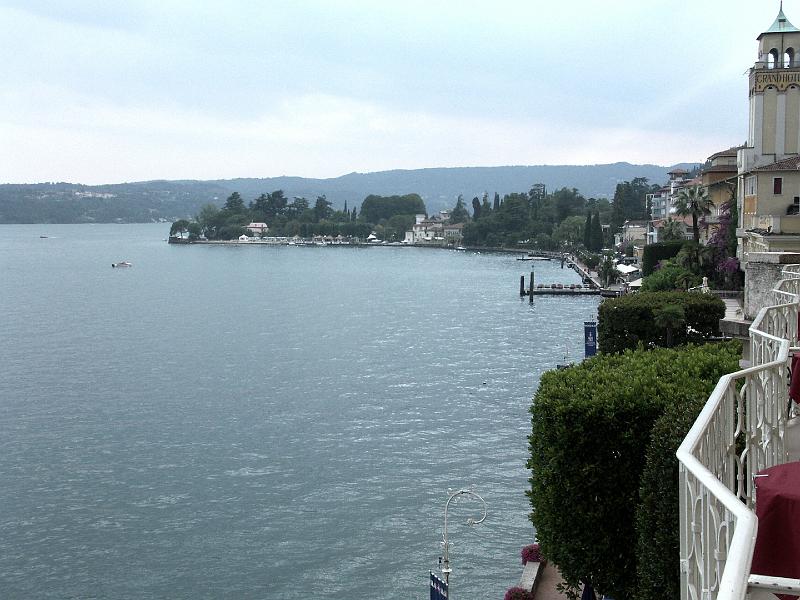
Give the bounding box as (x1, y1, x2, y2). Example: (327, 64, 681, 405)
(751, 69, 800, 93)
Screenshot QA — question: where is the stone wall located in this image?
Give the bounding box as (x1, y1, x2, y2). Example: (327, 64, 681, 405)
(744, 252, 800, 319)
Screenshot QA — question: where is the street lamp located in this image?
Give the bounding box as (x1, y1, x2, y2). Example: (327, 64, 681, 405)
(440, 489, 487, 589)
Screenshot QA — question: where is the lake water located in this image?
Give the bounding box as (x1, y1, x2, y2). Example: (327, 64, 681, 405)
(0, 225, 599, 599)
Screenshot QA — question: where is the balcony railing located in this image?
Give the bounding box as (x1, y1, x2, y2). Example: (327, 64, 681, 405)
(677, 264, 800, 600)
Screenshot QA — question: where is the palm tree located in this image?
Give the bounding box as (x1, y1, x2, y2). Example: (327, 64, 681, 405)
(660, 218, 686, 241)
(674, 185, 712, 243)
(654, 304, 686, 347)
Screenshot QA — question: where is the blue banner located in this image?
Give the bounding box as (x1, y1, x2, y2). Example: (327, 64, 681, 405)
(584, 321, 597, 357)
(430, 571, 448, 600)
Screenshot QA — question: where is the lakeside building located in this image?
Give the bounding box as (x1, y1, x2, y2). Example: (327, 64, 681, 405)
(405, 213, 464, 246)
(738, 4, 800, 260)
(246, 222, 269, 236)
(701, 147, 740, 240)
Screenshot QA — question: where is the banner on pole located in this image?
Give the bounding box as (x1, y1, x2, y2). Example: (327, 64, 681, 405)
(430, 571, 449, 600)
(584, 321, 597, 357)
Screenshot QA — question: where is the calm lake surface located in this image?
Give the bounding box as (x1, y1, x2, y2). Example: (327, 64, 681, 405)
(0, 224, 599, 599)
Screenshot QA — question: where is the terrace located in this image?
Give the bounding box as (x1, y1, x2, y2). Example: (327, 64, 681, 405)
(678, 263, 800, 599)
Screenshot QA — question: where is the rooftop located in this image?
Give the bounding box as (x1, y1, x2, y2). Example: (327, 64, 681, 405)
(753, 155, 800, 171)
(758, 4, 799, 38)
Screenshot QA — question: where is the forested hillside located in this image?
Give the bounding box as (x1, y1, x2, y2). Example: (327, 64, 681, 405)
(0, 162, 697, 223)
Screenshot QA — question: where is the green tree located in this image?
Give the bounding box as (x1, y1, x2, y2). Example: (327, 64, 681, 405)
(583, 211, 593, 248)
(590, 210, 604, 252)
(653, 304, 685, 347)
(641, 264, 700, 292)
(553, 215, 586, 246)
(385, 214, 414, 241)
(450, 195, 470, 223)
(313, 195, 333, 222)
(285, 197, 309, 221)
(674, 186, 712, 243)
(223, 192, 246, 213)
(599, 253, 617, 287)
(611, 178, 651, 227)
(169, 219, 190, 238)
(481, 194, 492, 217)
(196, 203, 219, 237)
(186, 221, 202, 240)
(359, 194, 426, 223)
(660, 218, 686, 242)
(472, 196, 482, 220)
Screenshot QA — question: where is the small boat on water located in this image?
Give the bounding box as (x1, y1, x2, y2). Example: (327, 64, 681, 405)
(39, 235, 48, 239)
(112, 261, 132, 268)
(516, 255, 535, 261)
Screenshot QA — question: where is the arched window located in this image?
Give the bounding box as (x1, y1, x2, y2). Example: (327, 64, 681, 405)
(769, 48, 780, 68)
(786, 48, 796, 67)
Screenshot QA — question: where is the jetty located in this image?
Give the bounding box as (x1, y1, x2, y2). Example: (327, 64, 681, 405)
(565, 259, 602, 289)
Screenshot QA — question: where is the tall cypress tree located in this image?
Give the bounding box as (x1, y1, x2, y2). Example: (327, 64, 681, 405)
(583, 211, 593, 248)
(590, 210, 604, 251)
(493, 192, 501, 211)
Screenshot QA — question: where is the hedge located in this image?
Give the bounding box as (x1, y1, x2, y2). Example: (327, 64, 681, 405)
(528, 342, 741, 599)
(642, 241, 685, 276)
(634, 395, 707, 600)
(598, 291, 725, 354)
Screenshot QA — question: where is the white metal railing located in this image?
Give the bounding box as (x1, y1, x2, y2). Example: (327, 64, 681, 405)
(677, 264, 800, 600)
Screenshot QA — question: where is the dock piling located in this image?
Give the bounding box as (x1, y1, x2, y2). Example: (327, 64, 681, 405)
(520, 275, 526, 297)
(529, 271, 534, 303)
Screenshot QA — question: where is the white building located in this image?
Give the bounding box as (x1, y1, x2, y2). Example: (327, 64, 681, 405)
(246, 222, 269, 236)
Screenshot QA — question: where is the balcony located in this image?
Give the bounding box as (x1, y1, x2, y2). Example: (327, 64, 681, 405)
(678, 264, 800, 600)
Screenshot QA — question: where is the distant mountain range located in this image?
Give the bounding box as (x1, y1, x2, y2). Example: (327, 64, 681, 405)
(0, 162, 699, 223)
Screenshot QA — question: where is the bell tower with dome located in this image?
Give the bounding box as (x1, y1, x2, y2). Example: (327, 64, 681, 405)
(737, 4, 800, 270)
(741, 3, 800, 171)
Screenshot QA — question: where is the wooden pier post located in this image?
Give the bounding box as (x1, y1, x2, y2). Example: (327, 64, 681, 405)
(520, 275, 526, 296)
(529, 271, 534, 303)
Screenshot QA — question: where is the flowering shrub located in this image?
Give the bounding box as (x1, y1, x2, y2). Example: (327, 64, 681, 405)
(521, 543, 544, 564)
(504, 586, 534, 600)
(717, 256, 739, 274)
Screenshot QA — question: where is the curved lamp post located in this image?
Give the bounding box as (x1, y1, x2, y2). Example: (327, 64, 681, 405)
(441, 489, 487, 588)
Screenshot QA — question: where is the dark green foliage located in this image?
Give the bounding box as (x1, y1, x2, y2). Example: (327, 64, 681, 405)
(640, 264, 700, 292)
(634, 395, 707, 600)
(463, 187, 588, 248)
(528, 342, 741, 599)
(590, 210, 603, 252)
(584, 254, 600, 270)
(642, 241, 686, 276)
(472, 196, 481, 220)
(313, 195, 333, 222)
(450, 195, 470, 223)
(610, 177, 653, 227)
(169, 219, 190, 237)
(358, 194, 426, 224)
(223, 192, 246, 212)
(598, 292, 724, 353)
(583, 212, 592, 249)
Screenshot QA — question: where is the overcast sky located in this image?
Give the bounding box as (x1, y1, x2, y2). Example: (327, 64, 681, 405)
(0, 1, 788, 184)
